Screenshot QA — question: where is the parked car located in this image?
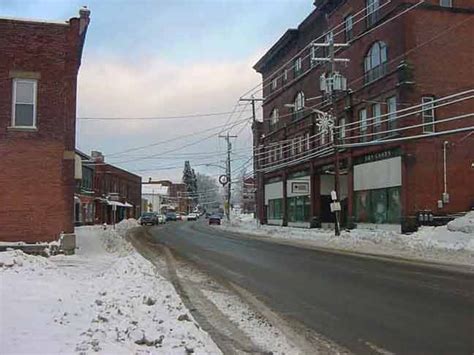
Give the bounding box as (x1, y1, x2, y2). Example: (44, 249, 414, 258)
(208, 214, 221, 225)
(205, 212, 211, 219)
(187, 213, 198, 221)
(140, 212, 158, 226)
(165, 212, 177, 221)
(157, 214, 166, 224)
(177, 212, 187, 221)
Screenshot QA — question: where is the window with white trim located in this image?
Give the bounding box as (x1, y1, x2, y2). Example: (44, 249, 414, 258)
(364, 41, 387, 83)
(339, 117, 346, 141)
(345, 14, 354, 41)
(271, 77, 278, 91)
(359, 108, 368, 142)
(291, 139, 297, 156)
(283, 69, 288, 82)
(422, 96, 435, 133)
(440, 0, 452, 7)
(387, 96, 397, 131)
(372, 103, 382, 138)
(305, 133, 310, 150)
(294, 57, 302, 77)
(310, 46, 317, 67)
(270, 108, 279, 127)
(12, 79, 37, 128)
(320, 126, 326, 145)
(366, 0, 380, 27)
(293, 91, 305, 121)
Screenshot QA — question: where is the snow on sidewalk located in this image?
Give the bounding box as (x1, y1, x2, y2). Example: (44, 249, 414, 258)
(221, 212, 474, 267)
(0, 219, 221, 355)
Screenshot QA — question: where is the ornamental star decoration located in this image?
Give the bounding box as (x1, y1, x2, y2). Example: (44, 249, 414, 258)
(315, 112, 335, 133)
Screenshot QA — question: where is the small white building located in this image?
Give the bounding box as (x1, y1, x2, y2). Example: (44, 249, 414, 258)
(142, 183, 168, 214)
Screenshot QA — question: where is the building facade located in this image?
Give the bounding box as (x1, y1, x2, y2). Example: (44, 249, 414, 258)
(91, 152, 142, 225)
(74, 150, 95, 225)
(253, 0, 474, 232)
(0, 9, 90, 247)
(242, 176, 256, 214)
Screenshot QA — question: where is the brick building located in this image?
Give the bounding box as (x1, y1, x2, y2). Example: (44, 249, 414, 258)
(0, 9, 90, 248)
(74, 150, 95, 225)
(242, 176, 256, 214)
(253, 0, 474, 232)
(91, 151, 142, 225)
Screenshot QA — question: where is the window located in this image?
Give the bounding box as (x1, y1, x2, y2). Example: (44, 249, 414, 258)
(359, 108, 368, 142)
(278, 144, 283, 160)
(283, 69, 288, 82)
(293, 91, 305, 121)
(291, 139, 296, 156)
(366, 0, 380, 27)
(310, 46, 317, 67)
(364, 41, 387, 83)
(270, 108, 279, 127)
(323, 31, 333, 58)
(271, 77, 278, 91)
(422, 96, 435, 133)
(440, 0, 452, 7)
(345, 14, 354, 41)
(372, 103, 382, 139)
(294, 57, 302, 77)
(387, 96, 397, 131)
(305, 133, 311, 150)
(268, 199, 283, 220)
(320, 126, 326, 145)
(339, 117, 346, 142)
(12, 79, 37, 128)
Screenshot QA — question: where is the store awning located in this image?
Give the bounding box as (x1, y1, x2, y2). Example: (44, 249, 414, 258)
(123, 202, 134, 208)
(106, 200, 126, 207)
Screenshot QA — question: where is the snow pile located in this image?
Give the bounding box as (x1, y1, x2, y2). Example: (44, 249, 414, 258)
(0, 221, 220, 354)
(0, 249, 55, 269)
(222, 214, 474, 266)
(447, 211, 474, 234)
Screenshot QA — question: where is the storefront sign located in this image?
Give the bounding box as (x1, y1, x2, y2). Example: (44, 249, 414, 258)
(291, 182, 309, 193)
(355, 148, 401, 165)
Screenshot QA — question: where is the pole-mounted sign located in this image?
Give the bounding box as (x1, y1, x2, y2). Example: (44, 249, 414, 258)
(218, 174, 229, 186)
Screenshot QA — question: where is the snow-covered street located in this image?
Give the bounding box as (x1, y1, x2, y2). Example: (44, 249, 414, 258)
(220, 212, 474, 267)
(0, 220, 220, 355)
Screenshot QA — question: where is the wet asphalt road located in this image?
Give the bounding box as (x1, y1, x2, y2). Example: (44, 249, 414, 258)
(148, 220, 474, 354)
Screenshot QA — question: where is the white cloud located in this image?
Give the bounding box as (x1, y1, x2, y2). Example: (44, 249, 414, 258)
(76, 52, 262, 180)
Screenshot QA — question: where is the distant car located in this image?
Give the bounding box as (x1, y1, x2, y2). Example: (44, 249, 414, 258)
(140, 212, 158, 226)
(187, 213, 198, 221)
(165, 212, 177, 221)
(205, 212, 211, 219)
(157, 214, 166, 224)
(208, 214, 221, 225)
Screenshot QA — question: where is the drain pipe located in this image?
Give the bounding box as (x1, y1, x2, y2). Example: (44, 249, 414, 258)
(443, 141, 449, 202)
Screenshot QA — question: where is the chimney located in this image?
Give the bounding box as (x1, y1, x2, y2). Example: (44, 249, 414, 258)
(91, 151, 104, 163)
(79, 6, 91, 36)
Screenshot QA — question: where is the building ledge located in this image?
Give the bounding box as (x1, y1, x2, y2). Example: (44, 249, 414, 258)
(7, 126, 38, 132)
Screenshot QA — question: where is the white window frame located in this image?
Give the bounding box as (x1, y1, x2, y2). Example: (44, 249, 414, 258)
(339, 117, 346, 140)
(440, 0, 452, 7)
(305, 133, 310, 150)
(387, 96, 397, 131)
(271, 77, 278, 91)
(345, 14, 354, 41)
(12, 78, 37, 128)
(270, 108, 279, 126)
(294, 57, 302, 75)
(422, 96, 435, 133)
(359, 108, 368, 141)
(372, 103, 382, 135)
(320, 126, 326, 145)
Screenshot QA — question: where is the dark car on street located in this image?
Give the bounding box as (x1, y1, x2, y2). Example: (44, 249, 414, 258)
(140, 212, 158, 226)
(165, 212, 177, 221)
(208, 214, 221, 225)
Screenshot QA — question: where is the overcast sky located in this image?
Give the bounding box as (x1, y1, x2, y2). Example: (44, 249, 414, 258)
(1, 0, 314, 181)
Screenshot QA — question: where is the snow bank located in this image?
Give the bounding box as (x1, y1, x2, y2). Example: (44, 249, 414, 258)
(222, 213, 474, 266)
(0, 249, 55, 269)
(447, 211, 474, 234)
(1, 220, 220, 354)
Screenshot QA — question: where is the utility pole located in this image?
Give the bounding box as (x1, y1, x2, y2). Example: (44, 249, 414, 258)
(219, 132, 237, 221)
(312, 36, 349, 236)
(239, 95, 264, 222)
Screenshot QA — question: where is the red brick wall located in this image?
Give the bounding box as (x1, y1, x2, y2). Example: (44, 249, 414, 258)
(0, 15, 88, 243)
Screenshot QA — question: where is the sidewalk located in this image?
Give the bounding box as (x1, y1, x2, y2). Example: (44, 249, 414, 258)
(220, 212, 474, 268)
(0, 220, 221, 354)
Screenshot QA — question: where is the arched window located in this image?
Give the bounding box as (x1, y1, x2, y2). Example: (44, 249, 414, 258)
(293, 91, 305, 121)
(364, 41, 387, 83)
(270, 108, 279, 126)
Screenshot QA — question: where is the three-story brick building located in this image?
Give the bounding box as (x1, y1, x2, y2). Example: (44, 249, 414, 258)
(0, 9, 90, 249)
(253, 0, 474, 232)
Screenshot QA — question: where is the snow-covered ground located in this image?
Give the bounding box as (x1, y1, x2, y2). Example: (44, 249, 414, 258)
(0, 220, 221, 354)
(221, 212, 474, 267)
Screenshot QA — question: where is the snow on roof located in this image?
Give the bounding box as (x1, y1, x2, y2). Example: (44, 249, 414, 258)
(0, 15, 69, 26)
(142, 184, 169, 195)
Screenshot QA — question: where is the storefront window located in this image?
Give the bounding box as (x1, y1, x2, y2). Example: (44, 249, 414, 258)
(354, 187, 401, 224)
(268, 199, 283, 219)
(287, 196, 310, 222)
